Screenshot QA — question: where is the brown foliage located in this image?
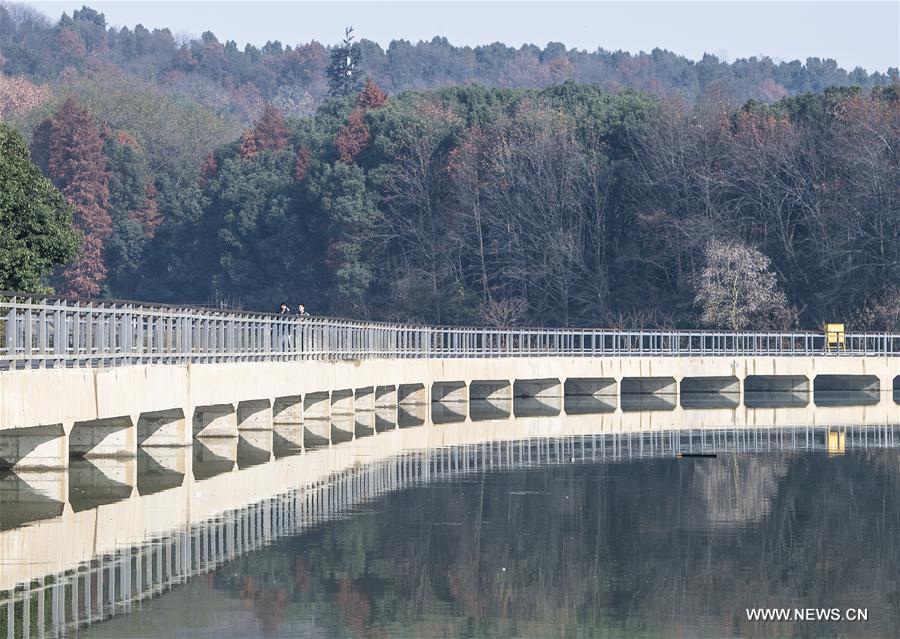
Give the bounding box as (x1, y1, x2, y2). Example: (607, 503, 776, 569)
(357, 78, 388, 110)
(199, 152, 218, 186)
(130, 180, 161, 236)
(252, 103, 290, 152)
(294, 146, 311, 181)
(33, 98, 111, 296)
(335, 108, 370, 163)
(0, 74, 51, 120)
(238, 128, 257, 160)
(56, 28, 86, 60)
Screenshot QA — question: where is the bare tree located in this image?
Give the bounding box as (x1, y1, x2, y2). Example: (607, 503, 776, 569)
(694, 238, 795, 330)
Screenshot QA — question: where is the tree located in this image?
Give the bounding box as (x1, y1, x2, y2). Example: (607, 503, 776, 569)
(0, 124, 80, 292)
(335, 108, 369, 163)
(102, 130, 161, 296)
(327, 27, 362, 98)
(0, 74, 50, 121)
(251, 104, 290, 152)
(694, 239, 795, 330)
(357, 78, 388, 109)
(32, 98, 112, 296)
(310, 161, 379, 313)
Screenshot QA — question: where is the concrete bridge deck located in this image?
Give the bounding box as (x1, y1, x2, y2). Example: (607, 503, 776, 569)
(0, 293, 898, 468)
(0, 355, 898, 468)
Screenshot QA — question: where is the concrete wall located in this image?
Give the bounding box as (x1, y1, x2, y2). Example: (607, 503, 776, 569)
(0, 355, 897, 467)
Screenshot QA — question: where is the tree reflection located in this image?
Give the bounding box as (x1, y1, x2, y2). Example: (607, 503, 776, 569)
(210, 450, 900, 638)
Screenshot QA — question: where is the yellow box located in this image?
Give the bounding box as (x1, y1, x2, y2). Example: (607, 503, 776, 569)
(824, 323, 845, 350)
(827, 430, 845, 454)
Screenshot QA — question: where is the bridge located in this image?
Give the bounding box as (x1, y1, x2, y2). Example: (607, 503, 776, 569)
(1, 293, 898, 469)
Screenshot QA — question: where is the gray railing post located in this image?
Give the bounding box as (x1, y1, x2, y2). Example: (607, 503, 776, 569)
(5, 301, 16, 363)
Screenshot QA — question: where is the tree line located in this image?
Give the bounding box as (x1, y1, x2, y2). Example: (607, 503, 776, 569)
(5, 79, 896, 329)
(1, 2, 896, 126)
(148, 82, 900, 330)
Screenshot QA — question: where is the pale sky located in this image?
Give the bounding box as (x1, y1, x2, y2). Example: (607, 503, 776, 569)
(23, 1, 900, 73)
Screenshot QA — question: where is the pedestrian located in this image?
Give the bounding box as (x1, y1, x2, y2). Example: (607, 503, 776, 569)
(297, 304, 309, 316)
(278, 302, 289, 314)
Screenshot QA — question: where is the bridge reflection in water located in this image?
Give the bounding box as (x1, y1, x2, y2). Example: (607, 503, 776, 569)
(1, 398, 899, 638)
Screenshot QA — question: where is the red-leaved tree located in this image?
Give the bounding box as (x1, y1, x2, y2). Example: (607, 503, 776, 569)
(357, 78, 388, 110)
(253, 104, 290, 152)
(335, 108, 370, 163)
(32, 98, 111, 296)
(335, 80, 389, 163)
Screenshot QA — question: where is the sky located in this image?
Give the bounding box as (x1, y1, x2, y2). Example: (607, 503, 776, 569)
(22, 1, 900, 73)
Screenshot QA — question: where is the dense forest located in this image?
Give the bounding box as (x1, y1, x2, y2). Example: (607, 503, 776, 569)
(1, 3, 898, 329)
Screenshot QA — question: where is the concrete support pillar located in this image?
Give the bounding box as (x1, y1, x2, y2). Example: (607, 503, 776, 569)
(680, 376, 741, 409)
(70, 416, 137, 458)
(431, 400, 467, 424)
(137, 409, 189, 447)
(564, 378, 617, 397)
(0, 424, 69, 470)
(237, 400, 273, 431)
(330, 416, 354, 444)
(514, 378, 562, 400)
(331, 389, 355, 417)
(513, 378, 562, 417)
(375, 385, 397, 408)
(0, 470, 67, 529)
(398, 402, 427, 428)
(375, 406, 398, 432)
(193, 437, 237, 480)
(137, 447, 189, 496)
(621, 377, 678, 396)
(431, 379, 469, 423)
(193, 404, 238, 438)
(238, 430, 273, 468)
(355, 387, 375, 412)
(432, 381, 468, 403)
(355, 411, 375, 438)
(272, 396, 303, 454)
(68, 457, 136, 511)
(398, 383, 427, 405)
(302, 392, 331, 448)
(304, 392, 330, 420)
(470, 380, 513, 401)
(563, 377, 617, 414)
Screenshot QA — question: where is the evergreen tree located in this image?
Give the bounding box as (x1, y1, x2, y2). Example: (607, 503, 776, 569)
(0, 123, 80, 292)
(327, 27, 362, 98)
(103, 131, 160, 296)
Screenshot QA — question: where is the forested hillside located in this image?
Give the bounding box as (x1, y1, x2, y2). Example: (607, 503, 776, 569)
(2, 3, 895, 123)
(1, 4, 898, 329)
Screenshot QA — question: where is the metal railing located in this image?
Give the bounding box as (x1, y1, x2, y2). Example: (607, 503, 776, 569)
(1, 292, 898, 369)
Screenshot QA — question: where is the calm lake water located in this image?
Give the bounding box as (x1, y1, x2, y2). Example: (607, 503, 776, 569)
(2, 395, 899, 638)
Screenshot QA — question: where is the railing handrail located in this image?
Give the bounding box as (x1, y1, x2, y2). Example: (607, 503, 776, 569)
(1, 291, 898, 370)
